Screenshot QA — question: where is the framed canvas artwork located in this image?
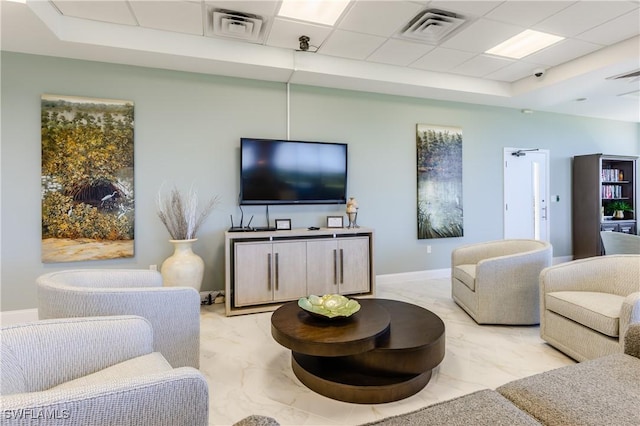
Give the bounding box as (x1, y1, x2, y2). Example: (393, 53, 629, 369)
(41, 94, 135, 262)
(416, 124, 463, 239)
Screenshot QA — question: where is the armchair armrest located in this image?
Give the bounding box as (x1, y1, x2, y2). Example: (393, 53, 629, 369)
(624, 324, 640, 359)
(621, 295, 640, 345)
(1, 316, 153, 393)
(0, 368, 208, 426)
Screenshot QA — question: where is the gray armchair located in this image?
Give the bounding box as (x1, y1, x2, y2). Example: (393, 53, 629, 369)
(540, 255, 640, 361)
(37, 269, 200, 368)
(451, 239, 552, 325)
(600, 231, 640, 254)
(0, 316, 208, 426)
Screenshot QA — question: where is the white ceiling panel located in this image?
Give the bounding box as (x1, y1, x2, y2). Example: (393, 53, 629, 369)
(440, 18, 524, 53)
(267, 18, 332, 50)
(525, 38, 603, 67)
(337, 1, 422, 37)
(366, 38, 434, 66)
(318, 30, 386, 60)
(427, 1, 503, 17)
(485, 60, 547, 83)
(52, 1, 137, 26)
(451, 54, 512, 78)
(576, 10, 640, 45)
(130, 1, 203, 36)
(205, 1, 279, 18)
(485, 1, 573, 28)
(410, 47, 475, 72)
(533, 1, 638, 37)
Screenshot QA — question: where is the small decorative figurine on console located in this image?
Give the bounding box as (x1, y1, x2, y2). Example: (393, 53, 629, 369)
(346, 197, 359, 229)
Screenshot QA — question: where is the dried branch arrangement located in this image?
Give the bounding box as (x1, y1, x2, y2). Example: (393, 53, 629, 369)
(157, 185, 219, 240)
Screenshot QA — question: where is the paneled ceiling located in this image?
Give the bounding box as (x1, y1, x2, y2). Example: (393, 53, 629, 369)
(2, 0, 639, 122)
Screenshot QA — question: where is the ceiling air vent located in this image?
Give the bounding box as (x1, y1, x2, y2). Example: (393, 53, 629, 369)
(211, 9, 264, 42)
(607, 69, 640, 81)
(400, 9, 466, 44)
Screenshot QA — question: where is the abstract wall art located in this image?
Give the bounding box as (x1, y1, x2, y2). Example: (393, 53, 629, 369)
(416, 124, 463, 239)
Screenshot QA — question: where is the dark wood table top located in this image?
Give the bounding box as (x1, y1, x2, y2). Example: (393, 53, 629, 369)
(271, 298, 446, 404)
(271, 299, 391, 357)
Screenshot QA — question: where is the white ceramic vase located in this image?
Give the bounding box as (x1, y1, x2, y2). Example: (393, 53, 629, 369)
(161, 239, 204, 291)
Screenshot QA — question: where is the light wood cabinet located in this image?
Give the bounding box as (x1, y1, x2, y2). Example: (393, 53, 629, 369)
(225, 227, 375, 316)
(234, 241, 307, 306)
(306, 237, 369, 296)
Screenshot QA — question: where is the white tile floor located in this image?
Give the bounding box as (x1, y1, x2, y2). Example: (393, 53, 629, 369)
(200, 277, 574, 426)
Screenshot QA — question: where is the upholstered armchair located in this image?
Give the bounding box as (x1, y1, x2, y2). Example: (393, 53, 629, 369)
(600, 231, 640, 254)
(0, 316, 208, 426)
(37, 269, 200, 368)
(451, 239, 552, 325)
(540, 255, 640, 361)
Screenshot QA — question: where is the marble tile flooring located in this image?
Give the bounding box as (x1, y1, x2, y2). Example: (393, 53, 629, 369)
(200, 277, 575, 426)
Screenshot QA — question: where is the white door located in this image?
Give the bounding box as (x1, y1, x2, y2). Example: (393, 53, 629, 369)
(503, 148, 550, 241)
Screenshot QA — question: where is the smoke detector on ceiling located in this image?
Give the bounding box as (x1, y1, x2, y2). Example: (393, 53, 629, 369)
(211, 10, 264, 42)
(399, 9, 466, 44)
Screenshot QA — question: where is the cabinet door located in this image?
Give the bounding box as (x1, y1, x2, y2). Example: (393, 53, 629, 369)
(618, 223, 636, 234)
(234, 242, 273, 306)
(338, 237, 370, 295)
(306, 240, 339, 296)
(272, 241, 308, 302)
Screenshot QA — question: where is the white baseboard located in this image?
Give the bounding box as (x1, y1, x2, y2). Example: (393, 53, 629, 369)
(377, 268, 451, 285)
(0, 308, 38, 326)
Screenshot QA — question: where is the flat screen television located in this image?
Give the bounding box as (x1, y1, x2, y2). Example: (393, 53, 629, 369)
(240, 138, 348, 205)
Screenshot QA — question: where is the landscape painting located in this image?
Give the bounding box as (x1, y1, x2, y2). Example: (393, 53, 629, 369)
(416, 124, 463, 239)
(41, 94, 135, 262)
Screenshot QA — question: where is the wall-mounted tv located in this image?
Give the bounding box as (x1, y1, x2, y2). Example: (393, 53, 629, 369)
(240, 138, 348, 205)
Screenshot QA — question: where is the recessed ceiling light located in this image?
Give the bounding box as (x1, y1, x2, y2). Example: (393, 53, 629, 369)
(278, 0, 350, 26)
(486, 30, 564, 59)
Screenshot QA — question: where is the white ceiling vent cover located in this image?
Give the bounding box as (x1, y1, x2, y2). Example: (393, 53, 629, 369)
(212, 10, 264, 42)
(607, 69, 640, 81)
(400, 9, 466, 44)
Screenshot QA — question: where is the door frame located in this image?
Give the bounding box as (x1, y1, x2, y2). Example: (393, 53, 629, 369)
(503, 147, 550, 241)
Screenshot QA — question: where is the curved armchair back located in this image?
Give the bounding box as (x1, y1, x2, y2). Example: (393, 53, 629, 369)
(37, 269, 200, 369)
(41, 269, 163, 289)
(540, 255, 640, 297)
(600, 231, 640, 255)
(452, 239, 550, 267)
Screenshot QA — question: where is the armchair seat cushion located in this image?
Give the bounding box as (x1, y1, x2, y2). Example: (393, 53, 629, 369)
(52, 352, 172, 391)
(453, 264, 476, 291)
(546, 291, 624, 337)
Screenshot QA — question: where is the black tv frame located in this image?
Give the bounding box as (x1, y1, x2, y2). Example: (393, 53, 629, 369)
(239, 138, 348, 206)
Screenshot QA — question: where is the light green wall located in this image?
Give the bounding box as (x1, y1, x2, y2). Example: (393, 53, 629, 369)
(2, 51, 638, 311)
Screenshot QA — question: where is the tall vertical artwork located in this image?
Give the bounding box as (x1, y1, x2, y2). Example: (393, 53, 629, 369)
(41, 94, 135, 262)
(416, 124, 463, 239)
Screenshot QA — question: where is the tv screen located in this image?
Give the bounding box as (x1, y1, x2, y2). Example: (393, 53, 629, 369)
(240, 138, 347, 205)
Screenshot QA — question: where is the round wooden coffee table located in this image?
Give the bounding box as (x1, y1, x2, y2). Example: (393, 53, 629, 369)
(271, 298, 445, 404)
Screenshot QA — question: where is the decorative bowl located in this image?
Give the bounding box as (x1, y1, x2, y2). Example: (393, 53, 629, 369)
(298, 294, 361, 320)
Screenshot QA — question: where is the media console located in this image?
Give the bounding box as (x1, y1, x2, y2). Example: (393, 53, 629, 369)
(224, 227, 376, 316)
